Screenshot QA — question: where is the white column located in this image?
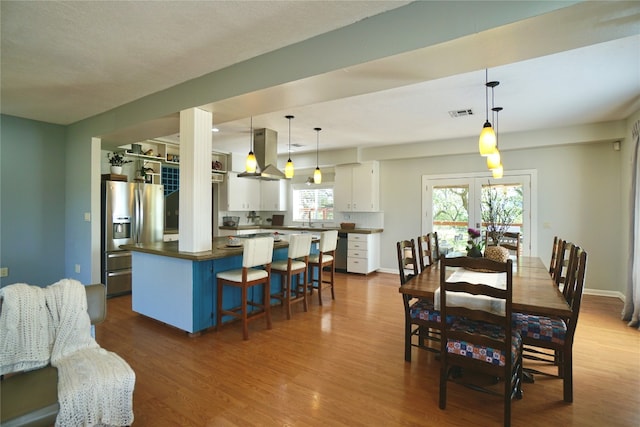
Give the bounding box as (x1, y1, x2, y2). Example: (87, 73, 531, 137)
(178, 108, 212, 252)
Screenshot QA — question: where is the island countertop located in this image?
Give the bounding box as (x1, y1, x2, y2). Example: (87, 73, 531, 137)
(219, 225, 384, 234)
(121, 234, 312, 261)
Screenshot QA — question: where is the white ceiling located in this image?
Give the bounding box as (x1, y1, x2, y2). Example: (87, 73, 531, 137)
(2, 1, 639, 156)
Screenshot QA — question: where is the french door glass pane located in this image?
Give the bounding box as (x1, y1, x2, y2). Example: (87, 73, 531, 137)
(481, 182, 524, 240)
(432, 184, 470, 254)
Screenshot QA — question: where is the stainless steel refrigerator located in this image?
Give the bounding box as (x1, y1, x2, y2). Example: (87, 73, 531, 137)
(101, 181, 164, 297)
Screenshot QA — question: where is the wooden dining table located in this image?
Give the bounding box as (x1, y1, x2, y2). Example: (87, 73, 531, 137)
(399, 256, 572, 319)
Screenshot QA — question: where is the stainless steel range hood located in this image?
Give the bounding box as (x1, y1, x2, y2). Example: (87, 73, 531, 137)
(238, 128, 286, 180)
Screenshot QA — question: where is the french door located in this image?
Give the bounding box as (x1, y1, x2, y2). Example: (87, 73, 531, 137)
(422, 172, 535, 257)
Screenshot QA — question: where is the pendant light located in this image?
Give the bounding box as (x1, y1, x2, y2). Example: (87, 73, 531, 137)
(313, 127, 322, 184)
(486, 106, 502, 170)
(479, 70, 499, 156)
(245, 116, 257, 173)
(284, 115, 295, 178)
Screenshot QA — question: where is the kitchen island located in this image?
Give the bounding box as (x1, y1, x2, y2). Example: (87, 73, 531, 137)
(122, 234, 313, 335)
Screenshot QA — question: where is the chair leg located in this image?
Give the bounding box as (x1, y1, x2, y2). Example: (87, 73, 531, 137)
(263, 280, 272, 330)
(241, 285, 248, 340)
(439, 361, 448, 409)
(563, 349, 573, 402)
(329, 263, 335, 300)
(317, 265, 323, 306)
(216, 279, 223, 332)
(300, 271, 308, 313)
(404, 321, 412, 362)
(284, 274, 292, 320)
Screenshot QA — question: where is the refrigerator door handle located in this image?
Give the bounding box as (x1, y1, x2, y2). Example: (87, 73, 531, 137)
(135, 184, 143, 243)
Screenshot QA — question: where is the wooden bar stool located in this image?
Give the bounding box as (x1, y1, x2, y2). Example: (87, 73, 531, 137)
(308, 230, 338, 305)
(216, 237, 274, 340)
(271, 234, 313, 319)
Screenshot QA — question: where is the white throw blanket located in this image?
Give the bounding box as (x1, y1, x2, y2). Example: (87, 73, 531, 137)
(0, 279, 135, 426)
(0, 283, 52, 375)
(47, 279, 135, 427)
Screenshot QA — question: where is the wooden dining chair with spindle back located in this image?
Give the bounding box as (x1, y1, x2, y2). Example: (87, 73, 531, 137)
(417, 232, 439, 272)
(513, 244, 588, 402)
(398, 239, 441, 360)
(439, 256, 522, 427)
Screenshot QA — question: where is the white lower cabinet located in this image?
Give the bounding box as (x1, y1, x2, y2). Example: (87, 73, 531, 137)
(347, 233, 380, 274)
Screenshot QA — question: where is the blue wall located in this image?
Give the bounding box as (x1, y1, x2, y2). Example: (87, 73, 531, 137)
(0, 114, 67, 287)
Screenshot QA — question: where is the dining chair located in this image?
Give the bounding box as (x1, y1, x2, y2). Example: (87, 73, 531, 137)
(553, 239, 575, 290)
(308, 230, 338, 305)
(417, 232, 439, 272)
(270, 233, 313, 320)
(486, 231, 521, 262)
(216, 236, 274, 340)
(513, 245, 587, 403)
(397, 239, 441, 360)
(438, 256, 522, 427)
(397, 239, 418, 284)
(549, 236, 560, 276)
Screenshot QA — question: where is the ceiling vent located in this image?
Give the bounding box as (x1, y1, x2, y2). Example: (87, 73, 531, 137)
(448, 109, 474, 118)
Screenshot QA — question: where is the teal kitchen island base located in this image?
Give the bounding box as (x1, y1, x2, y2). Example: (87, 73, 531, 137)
(125, 237, 309, 334)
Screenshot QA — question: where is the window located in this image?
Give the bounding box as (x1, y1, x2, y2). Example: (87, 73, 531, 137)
(292, 185, 334, 222)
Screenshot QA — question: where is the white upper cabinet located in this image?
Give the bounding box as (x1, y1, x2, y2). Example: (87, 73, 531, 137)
(220, 172, 261, 211)
(260, 179, 288, 211)
(334, 161, 380, 212)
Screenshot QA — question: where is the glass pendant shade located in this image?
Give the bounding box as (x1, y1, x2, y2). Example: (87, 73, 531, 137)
(285, 115, 295, 178)
(479, 121, 497, 156)
(285, 159, 294, 178)
(492, 164, 504, 179)
(313, 127, 322, 184)
(486, 149, 501, 170)
(245, 151, 257, 173)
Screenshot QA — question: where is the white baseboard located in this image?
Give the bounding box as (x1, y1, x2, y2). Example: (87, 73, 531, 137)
(583, 288, 625, 301)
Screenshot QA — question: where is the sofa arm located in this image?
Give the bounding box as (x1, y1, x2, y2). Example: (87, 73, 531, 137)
(85, 283, 106, 325)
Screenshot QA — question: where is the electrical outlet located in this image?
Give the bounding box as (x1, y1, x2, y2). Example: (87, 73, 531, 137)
(75, 264, 81, 273)
(84, 212, 91, 222)
(0, 267, 8, 277)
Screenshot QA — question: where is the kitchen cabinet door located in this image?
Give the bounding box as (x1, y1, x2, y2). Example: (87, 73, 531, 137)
(260, 180, 288, 211)
(221, 172, 260, 211)
(334, 162, 379, 212)
(334, 164, 353, 212)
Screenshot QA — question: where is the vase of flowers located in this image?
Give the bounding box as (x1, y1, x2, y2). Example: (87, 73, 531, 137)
(466, 227, 484, 257)
(107, 152, 131, 174)
(482, 182, 518, 245)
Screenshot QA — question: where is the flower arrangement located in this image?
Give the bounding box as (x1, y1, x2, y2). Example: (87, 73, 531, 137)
(482, 182, 518, 245)
(466, 227, 484, 257)
(107, 152, 132, 167)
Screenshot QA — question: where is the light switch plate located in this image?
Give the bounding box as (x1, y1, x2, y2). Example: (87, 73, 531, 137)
(0, 267, 8, 277)
(84, 212, 91, 222)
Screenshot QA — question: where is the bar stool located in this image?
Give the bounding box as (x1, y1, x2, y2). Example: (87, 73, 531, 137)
(271, 233, 313, 319)
(308, 230, 338, 305)
(216, 236, 274, 340)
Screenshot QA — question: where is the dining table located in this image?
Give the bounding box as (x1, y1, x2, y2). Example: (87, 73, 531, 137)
(399, 256, 572, 319)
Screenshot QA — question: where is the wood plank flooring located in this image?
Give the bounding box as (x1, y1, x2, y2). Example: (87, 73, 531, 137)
(96, 272, 640, 426)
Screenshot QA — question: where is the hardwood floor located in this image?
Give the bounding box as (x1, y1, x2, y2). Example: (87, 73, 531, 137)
(96, 272, 640, 426)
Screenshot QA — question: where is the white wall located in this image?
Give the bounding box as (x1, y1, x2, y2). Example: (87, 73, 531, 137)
(378, 140, 624, 295)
